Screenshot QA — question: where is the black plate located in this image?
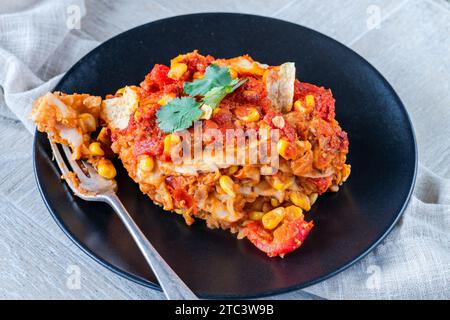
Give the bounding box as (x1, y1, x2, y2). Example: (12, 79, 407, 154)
(33, 13, 417, 298)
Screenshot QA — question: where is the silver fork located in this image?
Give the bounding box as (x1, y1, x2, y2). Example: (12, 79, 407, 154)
(50, 140, 198, 300)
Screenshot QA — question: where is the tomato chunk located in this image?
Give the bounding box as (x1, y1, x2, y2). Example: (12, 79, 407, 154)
(140, 64, 174, 93)
(245, 218, 313, 257)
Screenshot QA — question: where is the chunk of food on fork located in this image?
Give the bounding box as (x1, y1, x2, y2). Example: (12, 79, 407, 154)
(32, 51, 350, 257)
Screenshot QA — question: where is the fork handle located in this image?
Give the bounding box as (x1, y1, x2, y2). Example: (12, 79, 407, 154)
(101, 193, 198, 300)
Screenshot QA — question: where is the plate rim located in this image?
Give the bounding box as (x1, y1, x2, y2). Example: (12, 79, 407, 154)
(32, 12, 418, 299)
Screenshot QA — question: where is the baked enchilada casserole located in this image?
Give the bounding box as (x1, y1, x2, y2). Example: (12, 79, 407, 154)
(32, 51, 350, 257)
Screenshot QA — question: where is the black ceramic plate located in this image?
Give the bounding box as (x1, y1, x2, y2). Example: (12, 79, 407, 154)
(33, 13, 417, 298)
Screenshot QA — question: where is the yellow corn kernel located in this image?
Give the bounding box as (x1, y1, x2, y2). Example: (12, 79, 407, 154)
(305, 95, 315, 108)
(289, 192, 311, 211)
(219, 175, 235, 196)
(229, 67, 238, 79)
(249, 211, 265, 221)
(138, 156, 155, 172)
(309, 193, 318, 205)
(79, 113, 97, 132)
(272, 176, 294, 191)
(272, 177, 285, 191)
(330, 185, 339, 192)
(228, 165, 239, 175)
(97, 127, 109, 145)
(342, 164, 351, 183)
(116, 85, 138, 96)
(250, 62, 266, 76)
(193, 71, 204, 79)
(171, 54, 184, 65)
(134, 110, 141, 122)
(163, 134, 181, 154)
(296, 140, 312, 153)
(168, 63, 187, 80)
(88, 142, 104, 156)
(115, 87, 126, 95)
(97, 159, 116, 179)
(262, 207, 285, 230)
(294, 100, 304, 112)
(158, 95, 174, 106)
(238, 107, 260, 122)
(270, 198, 280, 207)
(277, 139, 293, 160)
(285, 205, 304, 219)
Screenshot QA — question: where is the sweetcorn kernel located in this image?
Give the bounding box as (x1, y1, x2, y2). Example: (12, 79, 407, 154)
(79, 113, 97, 132)
(262, 207, 285, 230)
(164, 134, 181, 154)
(277, 139, 289, 159)
(168, 63, 187, 80)
(115, 87, 126, 95)
(158, 95, 174, 106)
(238, 107, 260, 122)
(134, 110, 141, 122)
(228, 67, 238, 79)
(270, 198, 280, 207)
(272, 177, 285, 191)
(294, 100, 304, 112)
(97, 127, 110, 145)
(97, 159, 116, 179)
(285, 205, 304, 219)
(88, 142, 104, 156)
(271, 176, 294, 191)
(289, 192, 311, 211)
(305, 95, 315, 108)
(138, 156, 155, 172)
(309, 193, 319, 205)
(219, 175, 235, 196)
(171, 54, 184, 65)
(330, 185, 339, 192)
(249, 211, 265, 221)
(228, 165, 239, 175)
(342, 164, 351, 182)
(277, 139, 297, 160)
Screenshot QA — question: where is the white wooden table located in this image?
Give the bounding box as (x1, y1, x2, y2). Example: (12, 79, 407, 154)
(0, 0, 449, 299)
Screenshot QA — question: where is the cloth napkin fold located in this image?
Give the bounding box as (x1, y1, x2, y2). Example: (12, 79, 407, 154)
(1, 0, 449, 299)
(0, 0, 97, 132)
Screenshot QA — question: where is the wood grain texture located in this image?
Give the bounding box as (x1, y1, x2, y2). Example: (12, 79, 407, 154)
(0, 0, 448, 299)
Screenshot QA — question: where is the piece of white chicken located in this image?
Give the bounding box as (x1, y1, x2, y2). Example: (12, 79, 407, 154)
(264, 62, 296, 113)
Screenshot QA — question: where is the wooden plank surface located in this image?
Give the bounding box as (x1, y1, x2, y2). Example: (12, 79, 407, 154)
(0, 0, 448, 299)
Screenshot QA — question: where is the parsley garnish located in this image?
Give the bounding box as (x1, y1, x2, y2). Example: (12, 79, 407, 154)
(156, 64, 247, 133)
(156, 97, 202, 133)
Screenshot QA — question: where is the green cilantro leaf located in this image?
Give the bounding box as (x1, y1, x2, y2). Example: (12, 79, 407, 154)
(202, 79, 247, 109)
(184, 64, 235, 96)
(202, 87, 231, 109)
(156, 65, 248, 132)
(230, 78, 248, 91)
(156, 97, 202, 133)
